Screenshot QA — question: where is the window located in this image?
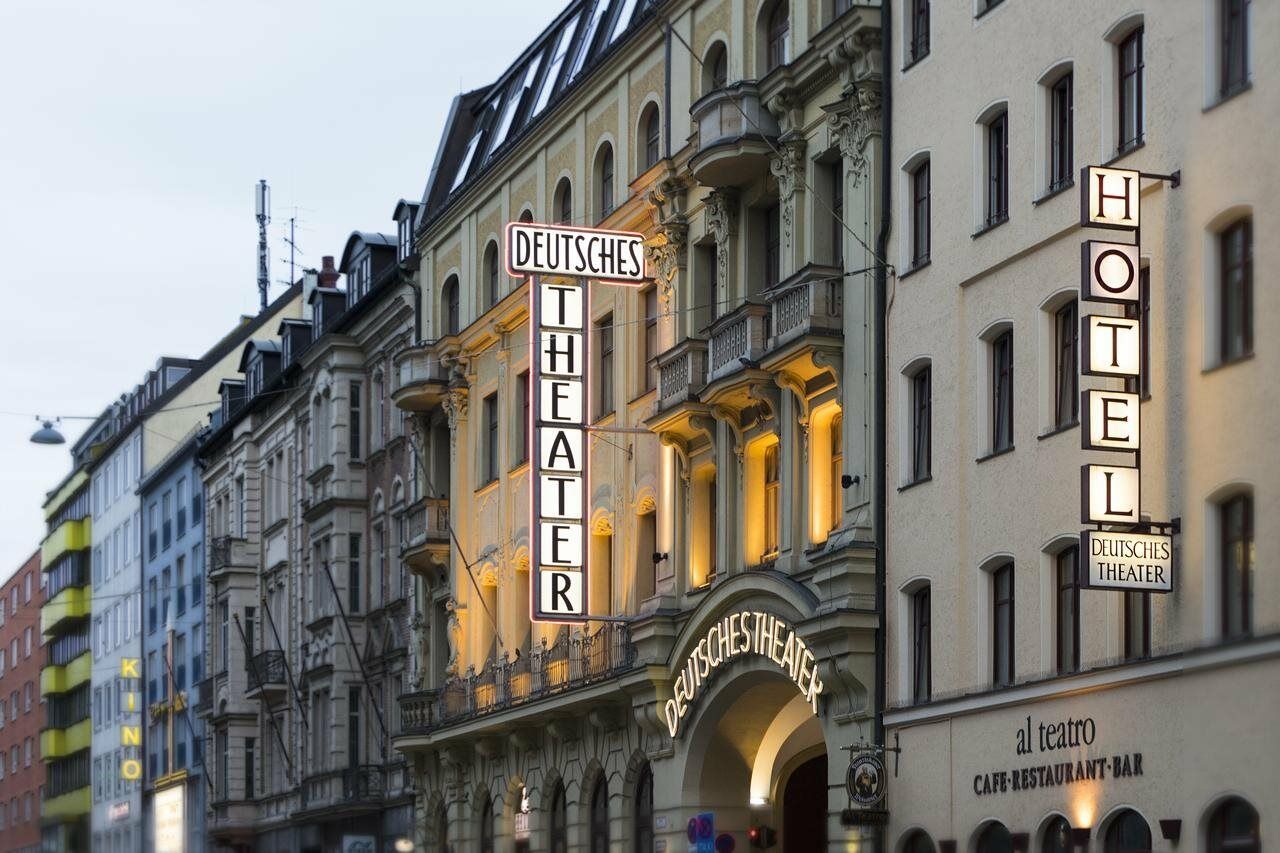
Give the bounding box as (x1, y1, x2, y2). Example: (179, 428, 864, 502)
(909, 0, 929, 63)
(1056, 546, 1080, 673)
(348, 534, 362, 613)
(218, 601, 229, 673)
(1220, 0, 1250, 97)
(23, 626, 31, 658)
(372, 372, 385, 449)
(1049, 72, 1073, 192)
(176, 556, 186, 615)
(764, 443, 780, 558)
(765, 1, 788, 71)
(912, 586, 931, 703)
(517, 371, 530, 463)
(550, 782, 568, 853)
(911, 160, 930, 266)
(596, 315, 615, 418)
(977, 822, 1013, 853)
(1104, 809, 1151, 853)
(350, 381, 362, 460)
(347, 686, 361, 767)
(831, 157, 844, 267)
(244, 737, 255, 799)
(704, 42, 728, 93)
(642, 287, 658, 392)
(764, 203, 781, 288)
(1124, 590, 1150, 660)
(485, 241, 500, 308)
(911, 365, 931, 481)
(23, 572, 31, 604)
(596, 144, 614, 220)
(192, 546, 203, 606)
(1054, 300, 1078, 427)
(1220, 492, 1253, 638)
(985, 110, 1009, 226)
(991, 330, 1014, 452)
(215, 731, 228, 799)
(443, 276, 460, 336)
(634, 764, 654, 853)
(1207, 797, 1260, 853)
(992, 563, 1014, 687)
(642, 104, 661, 170)
(147, 578, 157, 634)
(590, 777, 609, 853)
(555, 177, 573, 225)
(1124, 267, 1151, 396)
(1219, 217, 1253, 363)
(1118, 27, 1144, 153)
(830, 414, 843, 532)
(480, 797, 495, 853)
(481, 393, 499, 484)
(1043, 816, 1072, 853)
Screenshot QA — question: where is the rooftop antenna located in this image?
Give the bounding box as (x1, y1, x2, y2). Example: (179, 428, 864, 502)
(282, 210, 302, 285)
(255, 179, 271, 311)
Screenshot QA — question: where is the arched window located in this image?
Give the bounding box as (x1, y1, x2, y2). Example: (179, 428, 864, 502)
(550, 782, 568, 853)
(641, 104, 661, 170)
(442, 276, 460, 336)
(634, 763, 654, 853)
(703, 41, 728, 94)
(1207, 797, 1260, 852)
(519, 207, 534, 223)
(555, 178, 573, 225)
(1042, 815, 1072, 853)
(976, 821, 1013, 853)
(590, 776, 609, 853)
(484, 241, 500, 308)
(479, 796, 495, 853)
(902, 829, 935, 853)
(829, 413, 843, 532)
(1104, 810, 1151, 853)
(765, 2, 789, 71)
(595, 144, 615, 220)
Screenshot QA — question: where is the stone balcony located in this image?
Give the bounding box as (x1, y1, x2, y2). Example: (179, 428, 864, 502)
(400, 497, 450, 577)
(760, 263, 845, 390)
(688, 81, 780, 187)
(391, 341, 450, 412)
(644, 338, 713, 444)
(210, 536, 255, 578)
(245, 649, 288, 702)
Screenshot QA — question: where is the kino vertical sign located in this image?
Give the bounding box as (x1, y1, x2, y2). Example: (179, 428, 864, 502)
(1077, 166, 1172, 593)
(506, 221, 646, 622)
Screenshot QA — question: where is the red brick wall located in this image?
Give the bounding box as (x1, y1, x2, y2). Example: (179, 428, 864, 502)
(0, 551, 45, 850)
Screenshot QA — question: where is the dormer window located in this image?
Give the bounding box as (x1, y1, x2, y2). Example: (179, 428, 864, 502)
(398, 217, 412, 261)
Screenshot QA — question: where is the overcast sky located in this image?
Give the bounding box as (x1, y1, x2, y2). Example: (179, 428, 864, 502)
(0, 0, 563, 580)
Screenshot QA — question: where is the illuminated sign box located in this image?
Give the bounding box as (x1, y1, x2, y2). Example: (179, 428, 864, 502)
(1082, 389, 1140, 452)
(1080, 241, 1141, 304)
(1081, 315, 1141, 378)
(1080, 166, 1140, 231)
(506, 222, 646, 283)
(1080, 464, 1141, 525)
(154, 784, 185, 853)
(1079, 530, 1172, 592)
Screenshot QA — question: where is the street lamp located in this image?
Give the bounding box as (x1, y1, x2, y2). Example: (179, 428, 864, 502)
(30, 418, 65, 445)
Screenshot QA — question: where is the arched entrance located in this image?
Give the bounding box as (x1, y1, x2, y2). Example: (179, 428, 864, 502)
(781, 754, 827, 852)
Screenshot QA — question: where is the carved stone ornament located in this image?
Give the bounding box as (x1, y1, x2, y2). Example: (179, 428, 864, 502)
(442, 387, 469, 430)
(705, 189, 738, 298)
(770, 138, 807, 252)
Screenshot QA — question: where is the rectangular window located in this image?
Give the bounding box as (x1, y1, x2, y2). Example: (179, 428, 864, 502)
(1049, 73, 1073, 192)
(1118, 27, 1144, 152)
(148, 505, 158, 560)
(1221, 0, 1250, 96)
(1054, 300, 1078, 427)
(218, 601, 229, 673)
(1056, 547, 1080, 674)
(176, 478, 187, 537)
(147, 579, 157, 634)
(244, 606, 256, 661)
(829, 414, 843, 533)
(174, 633, 186, 690)
(912, 586, 931, 703)
(347, 686, 361, 768)
(597, 315, 615, 418)
(517, 371, 531, 463)
(176, 556, 186, 616)
(643, 287, 658, 393)
(161, 568, 171, 627)
(1124, 268, 1151, 396)
(483, 393, 499, 484)
(831, 158, 844, 267)
(911, 160, 930, 266)
(992, 330, 1014, 452)
(764, 204, 781, 288)
(1123, 590, 1151, 660)
(162, 492, 172, 550)
(992, 563, 1014, 687)
(244, 737, 255, 799)
(1219, 217, 1253, 363)
(911, 366, 932, 481)
(985, 111, 1008, 226)
(909, 0, 929, 63)
(348, 533, 362, 614)
(763, 443, 780, 558)
(1221, 493, 1254, 639)
(216, 731, 228, 800)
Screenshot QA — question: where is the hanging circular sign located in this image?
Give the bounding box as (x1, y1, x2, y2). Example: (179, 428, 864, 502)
(846, 751, 886, 808)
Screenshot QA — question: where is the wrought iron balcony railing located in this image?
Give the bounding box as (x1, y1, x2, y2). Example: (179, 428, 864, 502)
(246, 649, 287, 695)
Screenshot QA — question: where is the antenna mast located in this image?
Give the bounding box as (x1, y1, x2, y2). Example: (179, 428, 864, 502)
(255, 179, 271, 311)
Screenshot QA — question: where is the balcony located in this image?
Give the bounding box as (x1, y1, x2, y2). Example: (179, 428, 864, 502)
(41, 517, 90, 568)
(42, 785, 91, 822)
(398, 623, 637, 736)
(401, 498, 450, 576)
(392, 342, 450, 412)
(41, 584, 90, 637)
(41, 718, 91, 759)
(245, 649, 288, 702)
(760, 264, 845, 387)
(299, 765, 385, 814)
(210, 536, 254, 577)
(194, 677, 214, 716)
(41, 650, 91, 695)
(644, 338, 713, 444)
(689, 81, 780, 187)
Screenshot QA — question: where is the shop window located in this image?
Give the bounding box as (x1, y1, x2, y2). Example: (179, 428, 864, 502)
(590, 777, 609, 853)
(1207, 796, 1260, 852)
(634, 764, 654, 853)
(976, 821, 1013, 853)
(1104, 809, 1151, 852)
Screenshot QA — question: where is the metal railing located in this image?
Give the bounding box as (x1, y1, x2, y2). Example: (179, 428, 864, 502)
(195, 677, 214, 714)
(300, 765, 386, 810)
(247, 649, 287, 692)
(399, 623, 637, 735)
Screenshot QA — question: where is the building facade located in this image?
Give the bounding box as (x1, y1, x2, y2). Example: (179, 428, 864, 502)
(0, 550, 46, 853)
(883, 1, 1275, 850)
(393, 0, 887, 850)
(196, 247, 420, 852)
(139, 430, 208, 852)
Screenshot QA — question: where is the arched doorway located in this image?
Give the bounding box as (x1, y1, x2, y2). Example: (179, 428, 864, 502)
(781, 754, 827, 852)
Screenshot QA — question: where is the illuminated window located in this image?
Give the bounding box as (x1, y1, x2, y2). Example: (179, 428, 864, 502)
(1055, 300, 1078, 427)
(829, 414, 843, 532)
(1220, 492, 1253, 639)
(1219, 217, 1253, 363)
(1104, 809, 1151, 852)
(1056, 546, 1079, 674)
(1118, 27, 1144, 153)
(764, 444, 780, 557)
(1207, 797, 1260, 852)
(992, 563, 1014, 687)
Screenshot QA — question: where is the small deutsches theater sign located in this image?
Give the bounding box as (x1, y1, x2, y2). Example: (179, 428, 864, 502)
(506, 221, 646, 624)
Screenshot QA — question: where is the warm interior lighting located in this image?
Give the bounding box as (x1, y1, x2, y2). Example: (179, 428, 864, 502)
(1071, 785, 1097, 829)
(750, 797, 769, 807)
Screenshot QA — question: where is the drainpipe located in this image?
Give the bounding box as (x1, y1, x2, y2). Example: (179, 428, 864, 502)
(873, 0, 892, 755)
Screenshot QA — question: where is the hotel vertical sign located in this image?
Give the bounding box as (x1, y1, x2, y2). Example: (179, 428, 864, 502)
(1077, 166, 1173, 593)
(507, 222, 646, 622)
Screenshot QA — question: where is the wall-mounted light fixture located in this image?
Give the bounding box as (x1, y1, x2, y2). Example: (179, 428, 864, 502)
(652, 552, 669, 563)
(1159, 820, 1182, 843)
(841, 473, 859, 489)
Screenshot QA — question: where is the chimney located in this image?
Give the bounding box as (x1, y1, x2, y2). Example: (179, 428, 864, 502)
(319, 255, 340, 288)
